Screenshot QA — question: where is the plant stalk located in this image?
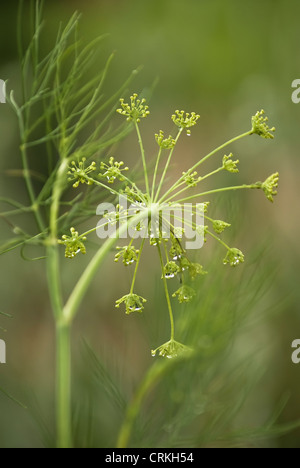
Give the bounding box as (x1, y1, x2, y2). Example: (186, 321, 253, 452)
(56, 322, 72, 448)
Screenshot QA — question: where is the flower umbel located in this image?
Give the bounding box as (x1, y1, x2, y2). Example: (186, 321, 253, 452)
(58, 228, 86, 258)
(62, 92, 279, 358)
(117, 93, 150, 122)
(212, 219, 231, 234)
(251, 110, 275, 139)
(151, 339, 192, 358)
(68, 158, 96, 188)
(115, 245, 140, 266)
(163, 261, 180, 279)
(99, 157, 129, 184)
(261, 172, 279, 202)
(172, 285, 196, 304)
(182, 171, 201, 187)
(155, 130, 176, 149)
(222, 153, 239, 173)
(115, 293, 147, 314)
(171, 110, 200, 135)
(223, 248, 244, 267)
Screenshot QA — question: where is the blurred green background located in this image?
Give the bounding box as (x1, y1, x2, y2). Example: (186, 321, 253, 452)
(0, 0, 300, 448)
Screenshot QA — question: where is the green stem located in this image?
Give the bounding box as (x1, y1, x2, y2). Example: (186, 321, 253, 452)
(154, 128, 183, 203)
(159, 130, 251, 204)
(116, 350, 191, 448)
(206, 229, 231, 251)
(163, 166, 224, 204)
(130, 238, 145, 294)
(47, 159, 72, 448)
(174, 183, 258, 204)
(157, 244, 175, 341)
(151, 147, 162, 201)
(134, 121, 150, 196)
(116, 360, 168, 448)
(56, 322, 72, 448)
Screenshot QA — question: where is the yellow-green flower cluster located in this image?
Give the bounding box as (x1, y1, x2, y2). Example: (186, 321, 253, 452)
(171, 110, 200, 135)
(117, 93, 150, 122)
(58, 228, 86, 258)
(99, 157, 129, 184)
(155, 130, 176, 149)
(68, 158, 96, 188)
(251, 110, 275, 139)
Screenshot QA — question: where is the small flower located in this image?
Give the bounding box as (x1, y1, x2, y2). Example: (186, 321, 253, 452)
(188, 262, 207, 280)
(163, 261, 180, 279)
(115, 293, 147, 314)
(223, 248, 244, 267)
(261, 172, 279, 202)
(182, 171, 201, 187)
(222, 153, 239, 173)
(169, 238, 184, 260)
(212, 219, 231, 234)
(172, 285, 196, 304)
(251, 110, 275, 139)
(58, 227, 87, 258)
(115, 245, 139, 265)
(196, 225, 208, 243)
(155, 130, 176, 149)
(117, 93, 150, 122)
(99, 157, 129, 184)
(195, 202, 210, 214)
(68, 158, 96, 188)
(151, 339, 192, 358)
(171, 110, 200, 135)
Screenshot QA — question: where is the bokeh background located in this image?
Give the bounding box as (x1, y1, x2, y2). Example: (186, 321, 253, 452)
(0, 0, 300, 448)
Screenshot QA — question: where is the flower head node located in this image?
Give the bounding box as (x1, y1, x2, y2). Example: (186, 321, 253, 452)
(223, 248, 244, 267)
(212, 219, 231, 234)
(115, 293, 147, 314)
(222, 153, 239, 173)
(251, 110, 275, 139)
(172, 285, 196, 304)
(151, 339, 192, 358)
(155, 130, 176, 149)
(99, 157, 129, 184)
(163, 261, 180, 279)
(182, 171, 201, 187)
(68, 158, 96, 188)
(115, 245, 139, 265)
(117, 93, 150, 122)
(261, 172, 279, 202)
(171, 110, 200, 135)
(58, 227, 87, 258)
